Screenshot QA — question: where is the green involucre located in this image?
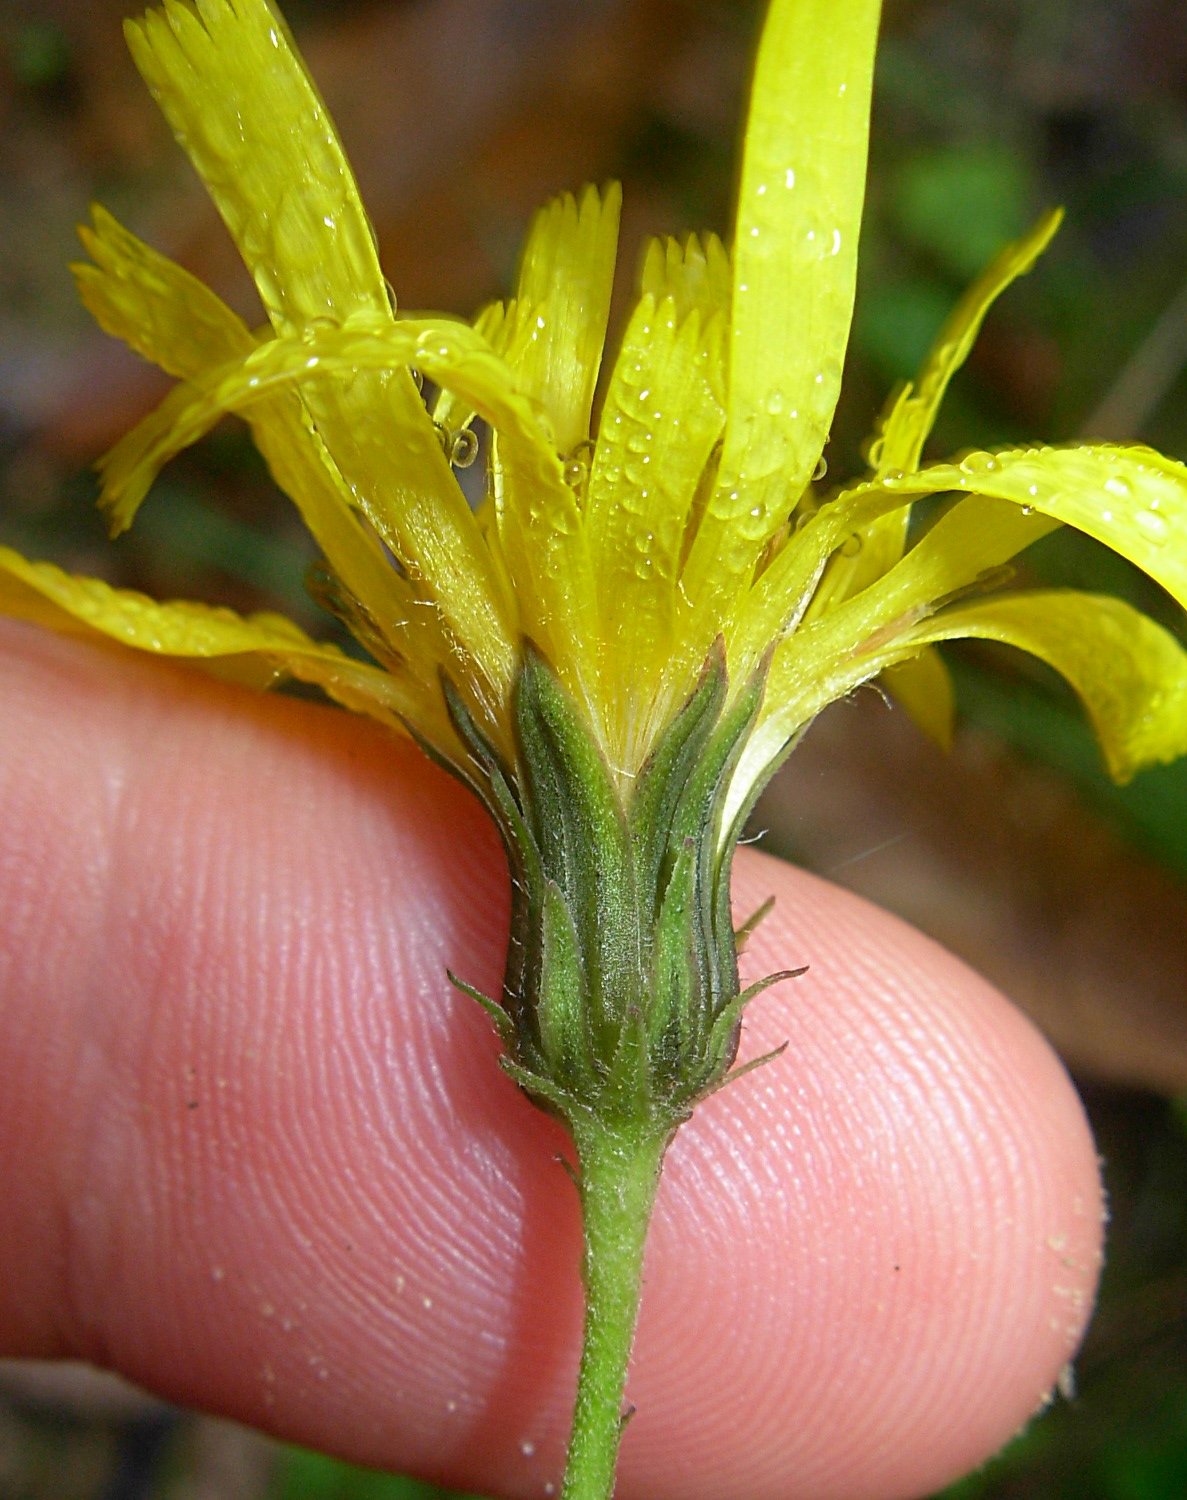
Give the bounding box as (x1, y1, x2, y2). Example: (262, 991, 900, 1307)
(447, 641, 794, 1135)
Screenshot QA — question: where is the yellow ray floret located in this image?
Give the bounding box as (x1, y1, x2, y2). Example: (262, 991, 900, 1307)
(3, 0, 1186, 843)
(903, 591, 1187, 781)
(685, 0, 881, 612)
(511, 183, 622, 455)
(125, 0, 387, 332)
(0, 546, 429, 729)
(74, 204, 254, 378)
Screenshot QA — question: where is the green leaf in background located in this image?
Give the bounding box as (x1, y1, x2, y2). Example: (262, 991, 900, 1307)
(891, 142, 1036, 281)
(854, 275, 956, 387)
(271, 1446, 483, 1500)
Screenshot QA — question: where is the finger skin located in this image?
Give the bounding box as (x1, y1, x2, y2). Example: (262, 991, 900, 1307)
(0, 621, 1102, 1500)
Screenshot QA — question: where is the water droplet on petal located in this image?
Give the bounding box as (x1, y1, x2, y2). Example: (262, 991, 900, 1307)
(812, 456, 828, 482)
(1134, 508, 1170, 542)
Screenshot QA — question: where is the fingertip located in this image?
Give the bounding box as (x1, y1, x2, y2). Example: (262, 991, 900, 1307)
(611, 850, 1102, 1500)
(0, 628, 1104, 1500)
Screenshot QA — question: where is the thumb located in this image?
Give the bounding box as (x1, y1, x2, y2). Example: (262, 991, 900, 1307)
(0, 622, 1102, 1500)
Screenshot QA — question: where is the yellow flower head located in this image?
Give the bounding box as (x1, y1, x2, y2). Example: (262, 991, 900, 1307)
(3, 0, 1187, 844)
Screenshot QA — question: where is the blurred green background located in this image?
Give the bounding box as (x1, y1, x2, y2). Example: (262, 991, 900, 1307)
(2, 0, 1186, 1496)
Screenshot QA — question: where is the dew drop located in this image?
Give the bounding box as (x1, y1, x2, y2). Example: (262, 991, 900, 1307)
(784, 168, 796, 189)
(766, 389, 785, 416)
(812, 456, 828, 482)
(634, 529, 655, 554)
(1134, 508, 1170, 542)
(1103, 475, 1133, 500)
(840, 533, 863, 558)
(520, 1440, 537, 1458)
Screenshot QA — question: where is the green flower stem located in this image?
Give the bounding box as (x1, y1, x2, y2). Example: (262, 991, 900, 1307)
(561, 1120, 673, 1500)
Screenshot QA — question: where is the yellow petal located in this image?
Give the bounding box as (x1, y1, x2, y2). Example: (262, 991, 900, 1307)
(125, 0, 388, 333)
(840, 494, 1060, 636)
(732, 475, 926, 679)
(74, 205, 253, 377)
(902, 590, 1187, 781)
(880, 444, 1187, 611)
(125, 0, 452, 609)
(819, 210, 1064, 614)
(90, 314, 607, 715)
(73, 210, 423, 669)
(686, 0, 880, 611)
(880, 648, 954, 751)
(640, 231, 731, 325)
(431, 300, 509, 433)
(0, 545, 424, 729)
(751, 493, 1055, 734)
(875, 210, 1063, 476)
(584, 294, 726, 767)
(511, 183, 622, 454)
